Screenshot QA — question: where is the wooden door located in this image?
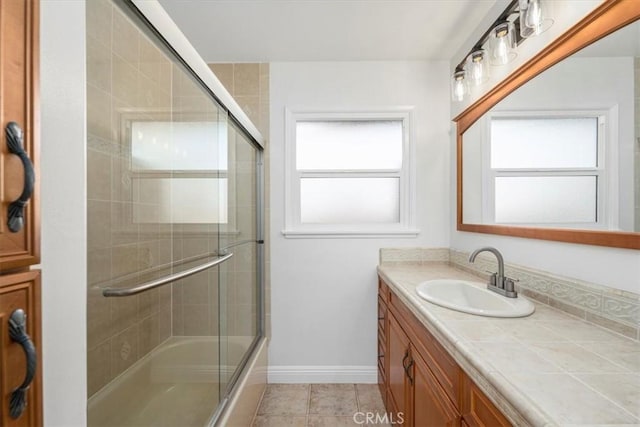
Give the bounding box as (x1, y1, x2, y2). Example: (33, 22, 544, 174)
(388, 312, 411, 424)
(412, 348, 461, 427)
(0, 270, 41, 426)
(0, 0, 40, 271)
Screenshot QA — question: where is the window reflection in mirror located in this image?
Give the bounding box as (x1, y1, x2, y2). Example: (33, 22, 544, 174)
(461, 19, 639, 233)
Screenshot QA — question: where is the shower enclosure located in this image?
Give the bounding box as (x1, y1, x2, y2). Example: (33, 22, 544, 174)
(86, 0, 264, 425)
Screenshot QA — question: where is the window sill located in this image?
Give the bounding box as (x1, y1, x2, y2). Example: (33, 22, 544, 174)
(281, 228, 420, 239)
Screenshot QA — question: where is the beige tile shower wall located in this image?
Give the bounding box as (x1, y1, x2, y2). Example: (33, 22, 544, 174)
(208, 63, 271, 339)
(635, 58, 640, 232)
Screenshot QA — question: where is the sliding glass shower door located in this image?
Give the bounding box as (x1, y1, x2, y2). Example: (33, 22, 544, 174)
(87, 1, 264, 425)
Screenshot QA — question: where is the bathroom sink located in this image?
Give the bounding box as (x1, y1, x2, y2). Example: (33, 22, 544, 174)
(416, 279, 535, 318)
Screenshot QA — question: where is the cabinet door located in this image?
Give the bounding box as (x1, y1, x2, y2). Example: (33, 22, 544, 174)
(462, 374, 512, 427)
(0, 270, 42, 426)
(0, 0, 40, 271)
(412, 348, 461, 427)
(388, 312, 411, 423)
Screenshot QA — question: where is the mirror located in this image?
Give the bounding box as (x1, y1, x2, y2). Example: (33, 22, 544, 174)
(456, 0, 640, 249)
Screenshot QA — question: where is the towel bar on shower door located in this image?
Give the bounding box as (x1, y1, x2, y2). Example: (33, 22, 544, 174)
(102, 253, 234, 297)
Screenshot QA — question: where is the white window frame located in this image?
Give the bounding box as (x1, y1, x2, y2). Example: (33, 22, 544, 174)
(283, 108, 418, 238)
(480, 109, 617, 229)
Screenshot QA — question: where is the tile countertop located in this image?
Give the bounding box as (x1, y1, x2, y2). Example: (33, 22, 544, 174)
(377, 262, 640, 427)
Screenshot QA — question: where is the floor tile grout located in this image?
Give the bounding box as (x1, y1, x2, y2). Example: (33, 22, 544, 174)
(252, 383, 385, 426)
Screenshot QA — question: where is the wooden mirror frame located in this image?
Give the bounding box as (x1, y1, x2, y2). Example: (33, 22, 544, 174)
(455, 0, 640, 249)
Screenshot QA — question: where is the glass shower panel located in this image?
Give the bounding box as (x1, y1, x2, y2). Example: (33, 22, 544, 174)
(218, 120, 260, 394)
(86, 1, 243, 426)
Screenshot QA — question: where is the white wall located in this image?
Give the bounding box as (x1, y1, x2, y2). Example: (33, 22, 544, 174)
(269, 61, 450, 381)
(450, 1, 640, 294)
(41, 1, 87, 425)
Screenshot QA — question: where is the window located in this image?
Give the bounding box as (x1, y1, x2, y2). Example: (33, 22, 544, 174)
(284, 110, 417, 237)
(129, 118, 229, 225)
(483, 112, 609, 227)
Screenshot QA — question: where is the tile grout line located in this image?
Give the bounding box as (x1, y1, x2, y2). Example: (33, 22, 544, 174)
(354, 383, 362, 413)
(568, 372, 640, 422)
(306, 383, 312, 426)
(249, 383, 268, 426)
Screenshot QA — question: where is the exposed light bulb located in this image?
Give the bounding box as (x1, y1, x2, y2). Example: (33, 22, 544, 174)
(451, 70, 468, 102)
(490, 22, 516, 65)
(468, 50, 489, 86)
(519, 0, 553, 38)
(525, 0, 542, 32)
(496, 40, 508, 61)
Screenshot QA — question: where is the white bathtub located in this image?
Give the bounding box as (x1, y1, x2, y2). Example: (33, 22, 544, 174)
(88, 336, 254, 427)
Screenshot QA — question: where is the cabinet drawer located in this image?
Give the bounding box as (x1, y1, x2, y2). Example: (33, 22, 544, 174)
(389, 288, 461, 408)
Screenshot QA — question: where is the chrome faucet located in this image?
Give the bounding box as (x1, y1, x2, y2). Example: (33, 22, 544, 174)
(469, 247, 518, 298)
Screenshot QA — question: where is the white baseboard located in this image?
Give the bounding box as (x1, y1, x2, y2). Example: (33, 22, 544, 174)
(268, 366, 377, 383)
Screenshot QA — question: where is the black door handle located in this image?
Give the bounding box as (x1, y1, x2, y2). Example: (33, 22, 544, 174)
(8, 309, 37, 419)
(6, 122, 35, 233)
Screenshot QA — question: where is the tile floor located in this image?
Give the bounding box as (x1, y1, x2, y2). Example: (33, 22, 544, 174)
(252, 384, 391, 426)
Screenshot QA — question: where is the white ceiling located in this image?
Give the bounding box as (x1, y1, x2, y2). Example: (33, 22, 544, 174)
(158, 0, 497, 62)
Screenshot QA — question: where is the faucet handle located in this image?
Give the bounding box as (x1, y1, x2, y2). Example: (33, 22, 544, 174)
(504, 277, 519, 292)
(485, 270, 498, 286)
(484, 271, 497, 286)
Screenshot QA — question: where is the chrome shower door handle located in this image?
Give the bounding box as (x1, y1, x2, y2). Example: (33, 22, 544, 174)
(8, 309, 37, 419)
(5, 122, 35, 233)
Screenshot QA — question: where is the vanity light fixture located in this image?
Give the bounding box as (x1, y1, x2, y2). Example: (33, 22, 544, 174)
(450, 0, 553, 102)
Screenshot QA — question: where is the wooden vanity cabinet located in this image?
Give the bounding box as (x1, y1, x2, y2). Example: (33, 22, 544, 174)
(0, 0, 42, 425)
(378, 276, 512, 427)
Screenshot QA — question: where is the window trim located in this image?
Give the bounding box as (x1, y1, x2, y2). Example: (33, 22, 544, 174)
(481, 109, 616, 229)
(283, 108, 418, 238)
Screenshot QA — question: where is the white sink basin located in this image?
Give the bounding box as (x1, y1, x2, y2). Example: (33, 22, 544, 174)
(416, 279, 535, 318)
